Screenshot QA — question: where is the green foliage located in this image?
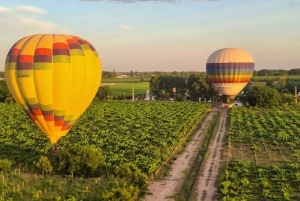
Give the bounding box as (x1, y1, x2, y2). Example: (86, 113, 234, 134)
(247, 85, 282, 107)
(0, 80, 13, 103)
(94, 85, 114, 100)
(0, 159, 12, 173)
(186, 73, 218, 101)
(149, 74, 186, 100)
(222, 106, 300, 200)
(0, 101, 210, 199)
(281, 93, 295, 105)
(34, 156, 53, 176)
(55, 145, 105, 177)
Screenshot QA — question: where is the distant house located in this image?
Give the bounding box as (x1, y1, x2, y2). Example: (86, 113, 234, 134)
(117, 75, 128, 78)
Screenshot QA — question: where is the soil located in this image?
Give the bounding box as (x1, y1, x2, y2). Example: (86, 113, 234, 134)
(145, 111, 215, 201)
(193, 109, 227, 201)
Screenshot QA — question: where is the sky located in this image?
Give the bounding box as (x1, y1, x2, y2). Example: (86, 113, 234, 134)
(0, 0, 299, 72)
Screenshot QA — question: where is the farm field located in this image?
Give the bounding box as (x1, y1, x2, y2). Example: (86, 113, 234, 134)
(221, 106, 300, 200)
(0, 101, 211, 200)
(251, 75, 300, 82)
(107, 82, 149, 96)
(102, 77, 151, 83)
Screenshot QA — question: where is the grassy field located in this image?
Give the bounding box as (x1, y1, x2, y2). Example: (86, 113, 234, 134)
(101, 77, 151, 83)
(251, 75, 300, 82)
(107, 82, 149, 96)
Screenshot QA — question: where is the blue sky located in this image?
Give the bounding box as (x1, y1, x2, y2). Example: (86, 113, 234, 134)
(0, 0, 299, 72)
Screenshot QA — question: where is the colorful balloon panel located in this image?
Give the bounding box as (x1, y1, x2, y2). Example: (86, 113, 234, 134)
(206, 48, 254, 97)
(5, 34, 102, 144)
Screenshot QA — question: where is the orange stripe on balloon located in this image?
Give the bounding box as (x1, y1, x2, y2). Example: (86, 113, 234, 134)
(32, 109, 42, 116)
(44, 116, 54, 121)
(18, 55, 33, 63)
(55, 121, 63, 126)
(35, 48, 52, 56)
(53, 42, 69, 49)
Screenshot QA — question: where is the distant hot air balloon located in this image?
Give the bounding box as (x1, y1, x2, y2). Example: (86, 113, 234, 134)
(5, 34, 102, 144)
(206, 48, 254, 103)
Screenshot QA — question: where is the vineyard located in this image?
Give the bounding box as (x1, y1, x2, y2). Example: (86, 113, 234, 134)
(0, 101, 210, 200)
(221, 106, 300, 200)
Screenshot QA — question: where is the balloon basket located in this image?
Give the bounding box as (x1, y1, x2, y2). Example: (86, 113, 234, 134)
(50, 149, 61, 156)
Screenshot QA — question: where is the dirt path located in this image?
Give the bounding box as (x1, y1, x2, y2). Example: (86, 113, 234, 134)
(145, 112, 215, 201)
(193, 109, 227, 201)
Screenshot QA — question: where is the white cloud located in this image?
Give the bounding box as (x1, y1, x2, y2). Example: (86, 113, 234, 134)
(119, 24, 131, 30)
(0, 6, 12, 12)
(0, 5, 70, 36)
(16, 5, 47, 14)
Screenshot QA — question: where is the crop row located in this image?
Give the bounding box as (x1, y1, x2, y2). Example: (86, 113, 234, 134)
(221, 106, 300, 200)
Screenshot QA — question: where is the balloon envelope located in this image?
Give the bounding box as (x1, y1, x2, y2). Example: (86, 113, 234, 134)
(5, 34, 102, 144)
(206, 48, 254, 99)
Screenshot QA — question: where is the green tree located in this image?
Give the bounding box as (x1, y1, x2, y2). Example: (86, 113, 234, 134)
(186, 73, 218, 101)
(0, 80, 13, 103)
(0, 159, 12, 174)
(130, 70, 134, 77)
(95, 86, 114, 100)
(139, 73, 144, 82)
(281, 93, 295, 105)
(34, 156, 53, 176)
(149, 74, 186, 100)
(56, 145, 105, 177)
(247, 85, 282, 107)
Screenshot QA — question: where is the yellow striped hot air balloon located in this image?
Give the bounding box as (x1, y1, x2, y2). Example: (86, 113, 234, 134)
(206, 48, 254, 103)
(5, 34, 102, 144)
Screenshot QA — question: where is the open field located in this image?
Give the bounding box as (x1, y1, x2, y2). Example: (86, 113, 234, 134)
(107, 82, 149, 96)
(251, 75, 300, 82)
(102, 77, 151, 83)
(220, 106, 300, 200)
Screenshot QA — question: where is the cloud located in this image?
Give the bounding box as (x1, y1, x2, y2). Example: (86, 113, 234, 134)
(0, 5, 70, 37)
(119, 24, 131, 30)
(0, 6, 12, 12)
(16, 5, 47, 14)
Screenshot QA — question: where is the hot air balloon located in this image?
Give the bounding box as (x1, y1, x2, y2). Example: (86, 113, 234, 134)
(206, 48, 254, 104)
(5, 34, 102, 144)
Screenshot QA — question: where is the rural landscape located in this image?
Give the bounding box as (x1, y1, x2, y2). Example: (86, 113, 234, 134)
(1, 67, 300, 200)
(0, 0, 299, 201)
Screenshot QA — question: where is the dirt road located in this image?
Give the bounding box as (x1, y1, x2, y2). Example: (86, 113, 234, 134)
(145, 112, 215, 201)
(193, 110, 227, 201)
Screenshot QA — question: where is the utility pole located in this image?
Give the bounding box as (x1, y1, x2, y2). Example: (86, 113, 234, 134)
(132, 86, 135, 101)
(295, 86, 298, 104)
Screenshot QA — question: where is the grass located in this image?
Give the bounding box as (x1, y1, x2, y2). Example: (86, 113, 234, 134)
(108, 82, 149, 96)
(251, 75, 300, 82)
(101, 77, 150, 83)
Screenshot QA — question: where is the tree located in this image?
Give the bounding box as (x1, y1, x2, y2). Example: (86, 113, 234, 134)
(247, 85, 282, 107)
(56, 145, 105, 177)
(112, 69, 117, 78)
(0, 158, 12, 174)
(149, 74, 187, 100)
(281, 93, 295, 105)
(94, 86, 114, 100)
(34, 156, 53, 176)
(139, 73, 144, 82)
(130, 70, 134, 77)
(0, 80, 13, 103)
(186, 73, 218, 101)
